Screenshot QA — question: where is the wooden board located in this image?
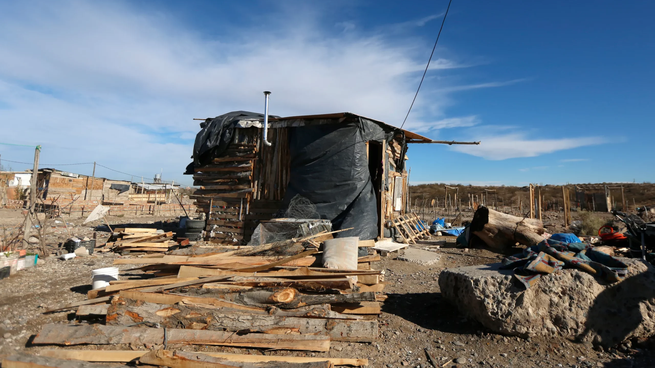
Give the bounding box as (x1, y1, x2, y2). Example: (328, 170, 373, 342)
(139, 350, 332, 368)
(75, 304, 109, 316)
(38, 350, 368, 366)
(331, 302, 381, 315)
(1, 353, 118, 368)
(32, 324, 330, 352)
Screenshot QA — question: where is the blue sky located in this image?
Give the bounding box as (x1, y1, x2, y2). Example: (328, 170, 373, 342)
(0, 1, 653, 187)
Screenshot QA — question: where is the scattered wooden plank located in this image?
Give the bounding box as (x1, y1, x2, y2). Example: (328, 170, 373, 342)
(121, 232, 172, 244)
(104, 277, 199, 292)
(332, 302, 381, 315)
(107, 298, 377, 342)
(140, 350, 332, 368)
(356, 275, 380, 285)
(114, 228, 158, 234)
(357, 254, 381, 263)
(358, 240, 375, 248)
(1, 353, 116, 368)
(46, 295, 113, 313)
(32, 324, 330, 351)
(75, 304, 109, 317)
(39, 350, 368, 366)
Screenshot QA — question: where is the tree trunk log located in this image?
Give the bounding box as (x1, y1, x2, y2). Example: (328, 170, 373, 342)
(107, 297, 376, 342)
(32, 324, 330, 351)
(470, 205, 545, 251)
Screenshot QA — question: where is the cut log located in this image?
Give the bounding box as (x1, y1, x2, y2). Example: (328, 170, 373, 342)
(1, 353, 118, 368)
(115, 292, 362, 320)
(106, 297, 377, 342)
(39, 350, 368, 366)
(32, 324, 330, 351)
(173, 287, 376, 309)
(470, 205, 546, 251)
(139, 350, 333, 368)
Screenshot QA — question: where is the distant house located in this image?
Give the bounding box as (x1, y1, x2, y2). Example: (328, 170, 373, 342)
(186, 111, 436, 244)
(0, 171, 31, 206)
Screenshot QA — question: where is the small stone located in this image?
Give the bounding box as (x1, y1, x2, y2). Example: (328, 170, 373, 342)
(500, 353, 508, 358)
(453, 341, 465, 346)
(74, 246, 89, 257)
(455, 357, 467, 364)
(401, 361, 408, 366)
(4, 332, 11, 338)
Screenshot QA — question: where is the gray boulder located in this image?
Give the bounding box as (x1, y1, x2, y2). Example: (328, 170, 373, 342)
(439, 258, 655, 347)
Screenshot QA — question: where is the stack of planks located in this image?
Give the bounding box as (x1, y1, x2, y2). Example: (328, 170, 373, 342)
(102, 228, 178, 254)
(192, 139, 258, 245)
(32, 233, 383, 367)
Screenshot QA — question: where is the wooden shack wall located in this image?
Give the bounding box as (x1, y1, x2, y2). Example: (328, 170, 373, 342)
(192, 127, 290, 244)
(193, 125, 408, 245)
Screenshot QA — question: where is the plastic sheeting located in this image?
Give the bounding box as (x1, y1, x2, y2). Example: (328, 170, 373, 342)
(283, 118, 390, 240)
(185, 111, 271, 174)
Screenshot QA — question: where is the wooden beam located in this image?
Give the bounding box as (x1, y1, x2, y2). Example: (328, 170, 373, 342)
(1, 353, 113, 368)
(39, 350, 368, 366)
(139, 350, 333, 368)
(33, 324, 330, 351)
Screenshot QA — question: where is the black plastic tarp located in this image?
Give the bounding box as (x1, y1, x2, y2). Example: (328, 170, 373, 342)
(283, 118, 390, 240)
(109, 184, 130, 194)
(185, 111, 268, 174)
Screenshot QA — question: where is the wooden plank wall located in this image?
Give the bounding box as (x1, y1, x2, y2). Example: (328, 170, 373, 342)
(193, 128, 291, 245)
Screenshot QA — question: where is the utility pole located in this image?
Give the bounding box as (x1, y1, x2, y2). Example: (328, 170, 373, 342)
(88, 162, 96, 201)
(22, 145, 41, 245)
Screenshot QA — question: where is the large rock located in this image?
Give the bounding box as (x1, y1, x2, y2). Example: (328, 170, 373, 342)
(439, 258, 655, 347)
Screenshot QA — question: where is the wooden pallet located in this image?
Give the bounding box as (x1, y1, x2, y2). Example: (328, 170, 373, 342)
(390, 213, 430, 244)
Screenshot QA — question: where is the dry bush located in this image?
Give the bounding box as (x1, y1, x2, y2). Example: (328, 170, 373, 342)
(576, 211, 610, 236)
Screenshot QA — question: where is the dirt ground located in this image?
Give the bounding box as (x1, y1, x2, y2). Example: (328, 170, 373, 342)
(1, 211, 654, 367)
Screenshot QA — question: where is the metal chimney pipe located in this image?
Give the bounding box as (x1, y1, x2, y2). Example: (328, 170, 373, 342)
(263, 91, 272, 146)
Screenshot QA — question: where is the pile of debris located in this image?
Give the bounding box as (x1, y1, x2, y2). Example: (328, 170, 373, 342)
(103, 228, 182, 254)
(21, 231, 383, 367)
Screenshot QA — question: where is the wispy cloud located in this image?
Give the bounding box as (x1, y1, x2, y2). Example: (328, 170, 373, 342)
(451, 133, 607, 160)
(440, 79, 529, 93)
(560, 158, 590, 162)
(409, 115, 480, 132)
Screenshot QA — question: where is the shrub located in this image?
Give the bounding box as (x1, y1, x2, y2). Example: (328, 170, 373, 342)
(577, 211, 610, 236)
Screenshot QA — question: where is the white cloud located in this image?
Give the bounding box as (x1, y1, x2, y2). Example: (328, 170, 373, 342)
(451, 133, 607, 160)
(0, 1, 528, 184)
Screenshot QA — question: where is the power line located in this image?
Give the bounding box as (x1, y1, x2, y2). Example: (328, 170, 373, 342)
(95, 163, 150, 181)
(400, 0, 454, 129)
(0, 142, 38, 148)
(1, 158, 174, 184)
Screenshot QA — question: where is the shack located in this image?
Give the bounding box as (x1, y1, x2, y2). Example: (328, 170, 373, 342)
(186, 111, 436, 244)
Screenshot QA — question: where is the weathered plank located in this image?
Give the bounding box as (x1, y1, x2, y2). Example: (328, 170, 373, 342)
(1, 353, 119, 368)
(331, 302, 381, 315)
(106, 298, 376, 342)
(39, 350, 368, 366)
(32, 324, 330, 351)
(140, 349, 333, 368)
(116, 292, 361, 320)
